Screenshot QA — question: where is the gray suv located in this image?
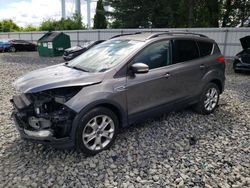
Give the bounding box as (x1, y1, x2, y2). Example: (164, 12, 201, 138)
(11, 32, 226, 155)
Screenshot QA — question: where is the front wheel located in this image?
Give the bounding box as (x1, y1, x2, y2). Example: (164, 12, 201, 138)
(76, 107, 119, 155)
(193, 83, 220, 115)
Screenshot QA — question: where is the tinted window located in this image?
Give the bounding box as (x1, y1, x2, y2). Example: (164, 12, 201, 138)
(213, 43, 221, 54)
(197, 41, 213, 57)
(132, 41, 171, 69)
(174, 40, 199, 63)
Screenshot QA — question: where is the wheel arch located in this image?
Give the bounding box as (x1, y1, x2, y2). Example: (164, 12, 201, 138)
(210, 79, 223, 94)
(202, 69, 225, 94)
(70, 100, 128, 141)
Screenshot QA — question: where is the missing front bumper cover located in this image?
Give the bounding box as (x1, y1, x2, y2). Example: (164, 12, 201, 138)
(11, 92, 76, 147)
(12, 113, 74, 148)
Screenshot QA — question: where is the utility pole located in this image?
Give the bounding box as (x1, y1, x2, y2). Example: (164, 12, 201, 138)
(75, 0, 81, 15)
(61, 0, 66, 18)
(86, 0, 91, 28)
(62, 0, 92, 29)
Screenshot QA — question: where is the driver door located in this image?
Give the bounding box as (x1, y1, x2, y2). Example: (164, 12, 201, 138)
(126, 40, 182, 120)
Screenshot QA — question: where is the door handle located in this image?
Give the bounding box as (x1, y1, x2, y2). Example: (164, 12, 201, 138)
(164, 73, 171, 78)
(200, 64, 206, 69)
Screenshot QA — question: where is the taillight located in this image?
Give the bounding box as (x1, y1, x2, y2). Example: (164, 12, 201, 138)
(216, 56, 226, 64)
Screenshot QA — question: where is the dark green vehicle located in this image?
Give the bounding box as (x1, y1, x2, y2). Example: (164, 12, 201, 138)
(11, 32, 225, 155)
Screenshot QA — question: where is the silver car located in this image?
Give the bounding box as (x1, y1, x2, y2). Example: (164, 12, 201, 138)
(11, 32, 226, 155)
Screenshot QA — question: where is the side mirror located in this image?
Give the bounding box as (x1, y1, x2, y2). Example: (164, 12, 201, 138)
(131, 63, 149, 74)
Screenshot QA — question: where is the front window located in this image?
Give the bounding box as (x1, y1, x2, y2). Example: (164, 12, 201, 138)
(68, 40, 144, 72)
(132, 40, 172, 69)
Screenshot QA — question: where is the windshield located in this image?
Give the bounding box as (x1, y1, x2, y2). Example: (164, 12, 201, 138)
(68, 40, 144, 72)
(0, 40, 9, 44)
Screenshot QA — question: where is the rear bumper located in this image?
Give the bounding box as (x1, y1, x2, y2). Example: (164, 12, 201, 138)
(12, 112, 75, 149)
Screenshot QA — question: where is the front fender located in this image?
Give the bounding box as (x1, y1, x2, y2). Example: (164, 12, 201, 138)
(65, 83, 127, 140)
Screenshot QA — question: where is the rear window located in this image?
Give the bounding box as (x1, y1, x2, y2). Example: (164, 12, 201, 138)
(197, 41, 213, 57)
(174, 40, 199, 63)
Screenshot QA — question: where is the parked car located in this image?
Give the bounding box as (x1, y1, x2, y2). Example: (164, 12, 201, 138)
(11, 32, 225, 155)
(2, 39, 37, 52)
(0, 40, 11, 52)
(63, 40, 105, 61)
(233, 36, 250, 73)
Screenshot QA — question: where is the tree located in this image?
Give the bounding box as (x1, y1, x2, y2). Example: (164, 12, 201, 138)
(0, 19, 20, 32)
(40, 13, 84, 31)
(221, 0, 235, 27)
(22, 25, 38, 32)
(94, 0, 107, 29)
(107, 0, 250, 28)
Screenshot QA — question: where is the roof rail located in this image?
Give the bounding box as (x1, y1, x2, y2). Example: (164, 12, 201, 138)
(110, 32, 142, 39)
(146, 32, 208, 40)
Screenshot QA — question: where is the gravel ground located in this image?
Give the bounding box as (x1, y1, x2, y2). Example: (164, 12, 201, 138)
(0, 52, 249, 188)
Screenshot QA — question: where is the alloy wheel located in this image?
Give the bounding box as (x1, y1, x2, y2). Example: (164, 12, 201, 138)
(82, 115, 115, 151)
(204, 88, 218, 111)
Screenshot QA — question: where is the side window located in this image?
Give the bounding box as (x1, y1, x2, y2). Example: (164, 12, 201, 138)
(174, 39, 199, 63)
(19, 40, 27, 44)
(197, 41, 213, 57)
(132, 40, 171, 70)
(213, 43, 221, 54)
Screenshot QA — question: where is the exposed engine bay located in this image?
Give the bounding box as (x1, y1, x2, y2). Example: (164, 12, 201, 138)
(11, 87, 81, 140)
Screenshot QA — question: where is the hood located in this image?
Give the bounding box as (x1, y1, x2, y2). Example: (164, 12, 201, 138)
(240, 36, 250, 50)
(13, 64, 104, 93)
(65, 46, 85, 53)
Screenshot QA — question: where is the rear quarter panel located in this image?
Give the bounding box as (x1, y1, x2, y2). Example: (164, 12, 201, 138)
(201, 54, 226, 92)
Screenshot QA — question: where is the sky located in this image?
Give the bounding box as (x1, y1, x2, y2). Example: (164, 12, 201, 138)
(0, 0, 97, 27)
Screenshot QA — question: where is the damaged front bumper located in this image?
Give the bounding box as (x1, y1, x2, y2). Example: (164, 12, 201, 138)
(10, 93, 76, 149)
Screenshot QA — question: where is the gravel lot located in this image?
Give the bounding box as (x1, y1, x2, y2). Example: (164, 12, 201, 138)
(0, 52, 249, 188)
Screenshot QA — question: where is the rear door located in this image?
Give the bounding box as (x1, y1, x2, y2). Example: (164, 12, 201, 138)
(172, 39, 205, 97)
(20, 40, 31, 51)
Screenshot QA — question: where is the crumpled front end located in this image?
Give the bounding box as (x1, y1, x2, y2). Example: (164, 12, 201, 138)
(11, 87, 81, 148)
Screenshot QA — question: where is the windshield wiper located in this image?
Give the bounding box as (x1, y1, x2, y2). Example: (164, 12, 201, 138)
(64, 63, 90, 72)
(99, 68, 109, 72)
(71, 66, 90, 72)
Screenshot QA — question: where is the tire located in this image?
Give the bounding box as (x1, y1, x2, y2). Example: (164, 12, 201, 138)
(193, 83, 220, 115)
(9, 46, 16, 52)
(76, 107, 119, 155)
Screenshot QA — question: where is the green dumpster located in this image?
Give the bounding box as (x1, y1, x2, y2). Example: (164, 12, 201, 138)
(37, 32, 71, 57)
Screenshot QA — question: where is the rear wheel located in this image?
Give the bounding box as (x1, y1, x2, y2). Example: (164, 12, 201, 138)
(76, 107, 119, 155)
(193, 83, 220, 115)
(9, 46, 16, 52)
